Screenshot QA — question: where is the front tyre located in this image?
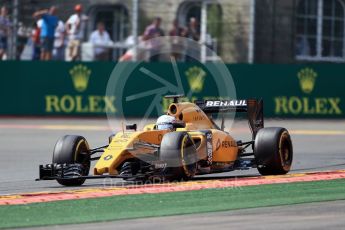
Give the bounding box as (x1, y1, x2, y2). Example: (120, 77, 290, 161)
(53, 135, 90, 186)
(159, 132, 197, 181)
(254, 127, 293, 175)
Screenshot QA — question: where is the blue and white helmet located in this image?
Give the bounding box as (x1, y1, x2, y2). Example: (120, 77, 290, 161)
(156, 115, 176, 130)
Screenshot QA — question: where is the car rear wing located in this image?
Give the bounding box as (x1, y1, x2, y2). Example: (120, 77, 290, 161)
(195, 99, 264, 139)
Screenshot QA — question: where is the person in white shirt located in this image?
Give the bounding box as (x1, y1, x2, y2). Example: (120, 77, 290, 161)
(53, 20, 65, 60)
(65, 4, 88, 61)
(89, 22, 112, 61)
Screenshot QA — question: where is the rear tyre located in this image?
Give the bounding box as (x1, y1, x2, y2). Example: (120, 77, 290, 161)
(159, 132, 197, 181)
(254, 127, 293, 175)
(53, 135, 90, 186)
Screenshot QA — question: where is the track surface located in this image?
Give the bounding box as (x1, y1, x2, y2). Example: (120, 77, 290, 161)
(0, 118, 344, 195)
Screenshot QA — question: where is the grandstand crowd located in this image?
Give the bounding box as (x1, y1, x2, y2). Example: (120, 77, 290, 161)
(0, 4, 202, 62)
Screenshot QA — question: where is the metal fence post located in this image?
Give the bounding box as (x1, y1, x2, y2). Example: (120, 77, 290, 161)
(248, 0, 256, 64)
(11, 0, 19, 60)
(132, 0, 138, 61)
(200, 0, 207, 63)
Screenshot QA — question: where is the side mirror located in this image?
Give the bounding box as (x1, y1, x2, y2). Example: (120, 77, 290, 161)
(126, 124, 137, 131)
(172, 121, 186, 129)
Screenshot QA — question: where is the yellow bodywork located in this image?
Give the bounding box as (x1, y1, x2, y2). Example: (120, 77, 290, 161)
(94, 130, 168, 175)
(94, 102, 239, 175)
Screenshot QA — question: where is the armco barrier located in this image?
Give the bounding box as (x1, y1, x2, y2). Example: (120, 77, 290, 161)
(0, 61, 344, 118)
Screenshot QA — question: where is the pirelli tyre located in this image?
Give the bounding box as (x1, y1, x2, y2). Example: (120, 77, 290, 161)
(254, 127, 293, 175)
(159, 132, 197, 181)
(52, 135, 91, 186)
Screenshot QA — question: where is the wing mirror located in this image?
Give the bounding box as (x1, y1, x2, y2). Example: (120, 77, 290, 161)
(126, 124, 137, 131)
(172, 121, 186, 129)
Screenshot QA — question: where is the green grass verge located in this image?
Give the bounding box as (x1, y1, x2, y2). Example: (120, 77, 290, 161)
(1, 179, 345, 229)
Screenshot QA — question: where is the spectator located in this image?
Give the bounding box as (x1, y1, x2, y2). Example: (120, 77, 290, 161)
(169, 19, 186, 61)
(119, 36, 146, 62)
(296, 36, 310, 56)
(0, 6, 11, 60)
(143, 17, 164, 62)
(169, 19, 186, 37)
(33, 6, 59, 61)
(186, 17, 200, 41)
(16, 22, 29, 60)
(89, 22, 112, 61)
(32, 20, 42, 60)
(53, 20, 65, 61)
(66, 4, 88, 61)
(185, 17, 200, 61)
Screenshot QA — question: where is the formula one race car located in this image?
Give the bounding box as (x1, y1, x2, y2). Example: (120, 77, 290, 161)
(38, 95, 293, 186)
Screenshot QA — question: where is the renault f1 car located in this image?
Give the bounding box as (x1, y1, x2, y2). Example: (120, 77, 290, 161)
(38, 95, 293, 186)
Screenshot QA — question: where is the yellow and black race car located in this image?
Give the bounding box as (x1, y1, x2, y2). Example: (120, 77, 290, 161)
(38, 95, 293, 186)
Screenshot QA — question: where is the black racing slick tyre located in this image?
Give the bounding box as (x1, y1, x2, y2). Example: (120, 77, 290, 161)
(254, 127, 293, 175)
(52, 135, 91, 186)
(159, 132, 197, 181)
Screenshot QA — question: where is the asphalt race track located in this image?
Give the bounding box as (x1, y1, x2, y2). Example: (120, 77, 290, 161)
(0, 118, 344, 229)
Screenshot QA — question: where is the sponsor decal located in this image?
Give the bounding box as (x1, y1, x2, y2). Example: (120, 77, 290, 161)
(216, 139, 236, 150)
(298, 67, 317, 94)
(204, 131, 213, 164)
(104, 155, 113, 161)
(119, 133, 132, 139)
(274, 67, 342, 116)
(114, 139, 128, 143)
(45, 95, 116, 113)
(70, 64, 91, 92)
(205, 100, 247, 107)
(185, 66, 206, 93)
(193, 115, 205, 121)
(154, 162, 167, 169)
(45, 65, 116, 114)
(221, 140, 237, 148)
(275, 97, 341, 115)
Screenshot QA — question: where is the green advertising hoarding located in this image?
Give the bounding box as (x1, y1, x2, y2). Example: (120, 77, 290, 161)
(0, 62, 115, 116)
(0, 61, 344, 118)
(230, 64, 344, 118)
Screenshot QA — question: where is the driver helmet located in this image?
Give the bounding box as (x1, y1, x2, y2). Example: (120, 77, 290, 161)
(156, 115, 176, 130)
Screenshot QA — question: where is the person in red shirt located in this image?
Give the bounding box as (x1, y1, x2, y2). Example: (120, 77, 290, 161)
(31, 21, 42, 60)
